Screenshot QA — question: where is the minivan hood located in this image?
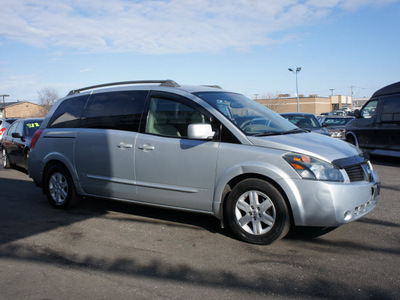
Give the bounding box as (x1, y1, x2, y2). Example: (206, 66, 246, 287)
(247, 132, 361, 162)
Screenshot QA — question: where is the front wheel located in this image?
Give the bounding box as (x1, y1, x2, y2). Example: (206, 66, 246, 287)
(2, 148, 11, 169)
(44, 164, 80, 209)
(225, 179, 291, 245)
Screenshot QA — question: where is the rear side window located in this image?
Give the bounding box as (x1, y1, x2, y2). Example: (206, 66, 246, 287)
(80, 91, 147, 132)
(381, 95, 400, 122)
(49, 95, 89, 128)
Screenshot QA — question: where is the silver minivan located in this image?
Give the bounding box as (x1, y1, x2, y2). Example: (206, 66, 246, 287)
(28, 80, 380, 244)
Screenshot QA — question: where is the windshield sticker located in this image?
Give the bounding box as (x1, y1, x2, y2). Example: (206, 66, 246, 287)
(26, 122, 41, 128)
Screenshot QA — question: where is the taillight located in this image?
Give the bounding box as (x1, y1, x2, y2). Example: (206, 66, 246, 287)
(30, 129, 44, 149)
(0, 128, 5, 136)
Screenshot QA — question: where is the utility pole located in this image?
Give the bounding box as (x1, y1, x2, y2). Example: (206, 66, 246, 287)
(0, 95, 9, 118)
(288, 67, 301, 112)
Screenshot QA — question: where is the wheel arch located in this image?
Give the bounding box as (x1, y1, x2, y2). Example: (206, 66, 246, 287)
(41, 155, 82, 195)
(345, 131, 359, 147)
(215, 172, 295, 229)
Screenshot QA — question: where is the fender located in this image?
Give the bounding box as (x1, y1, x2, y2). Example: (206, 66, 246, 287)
(42, 151, 84, 195)
(212, 160, 303, 224)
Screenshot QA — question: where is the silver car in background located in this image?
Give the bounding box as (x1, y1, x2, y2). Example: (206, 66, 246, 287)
(28, 80, 380, 244)
(0, 118, 18, 140)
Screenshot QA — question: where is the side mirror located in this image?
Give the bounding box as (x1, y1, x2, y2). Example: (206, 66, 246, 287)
(12, 132, 26, 141)
(12, 132, 22, 139)
(354, 109, 362, 118)
(321, 123, 328, 127)
(188, 124, 215, 140)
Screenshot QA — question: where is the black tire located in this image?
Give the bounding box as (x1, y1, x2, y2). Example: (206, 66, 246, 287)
(2, 148, 11, 169)
(225, 179, 291, 245)
(44, 164, 80, 209)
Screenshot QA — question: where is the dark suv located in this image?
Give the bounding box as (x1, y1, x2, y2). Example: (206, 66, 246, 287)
(345, 81, 400, 157)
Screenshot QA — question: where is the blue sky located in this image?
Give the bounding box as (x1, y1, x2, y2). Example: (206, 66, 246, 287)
(1, 0, 400, 102)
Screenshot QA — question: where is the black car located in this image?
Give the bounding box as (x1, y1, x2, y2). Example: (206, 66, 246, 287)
(280, 112, 330, 136)
(318, 116, 355, 139)
(1, 118, 43, 170)
(346, 81, 400, 157)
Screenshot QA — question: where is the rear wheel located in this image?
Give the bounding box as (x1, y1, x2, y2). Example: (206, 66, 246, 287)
(225, 179, 290, 245)
(44, 164, 80, 209)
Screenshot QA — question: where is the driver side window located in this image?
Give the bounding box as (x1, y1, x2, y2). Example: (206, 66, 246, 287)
(146, 97, 209, 138)
(361, 99, 378, 118)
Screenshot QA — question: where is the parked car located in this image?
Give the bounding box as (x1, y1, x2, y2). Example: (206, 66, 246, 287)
(280, 113, 330, 136)
(28, 80, 379, 245)
(318, 116, 355, 139)
(0, 118, 18, 140)
(346, 81, 400, 157)
(1, 118, 43, 170)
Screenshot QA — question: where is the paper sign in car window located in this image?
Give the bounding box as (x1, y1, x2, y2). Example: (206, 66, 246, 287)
(26, 122, 40, 128)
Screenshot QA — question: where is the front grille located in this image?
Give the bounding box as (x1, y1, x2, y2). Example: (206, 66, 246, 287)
(344, 164, 367, 182)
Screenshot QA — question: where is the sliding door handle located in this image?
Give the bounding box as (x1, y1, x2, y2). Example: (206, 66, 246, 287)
(138, 144, 155, 152)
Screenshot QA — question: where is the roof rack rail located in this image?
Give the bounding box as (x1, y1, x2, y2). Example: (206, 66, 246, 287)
(202, 85, 222, 89)
(67, 80, 180, 95)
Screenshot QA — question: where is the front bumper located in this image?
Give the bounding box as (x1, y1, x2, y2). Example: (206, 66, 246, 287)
(279, 170, 380, 227)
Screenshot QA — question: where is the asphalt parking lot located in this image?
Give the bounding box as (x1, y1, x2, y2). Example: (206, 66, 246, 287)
(0, 157, 399, 299)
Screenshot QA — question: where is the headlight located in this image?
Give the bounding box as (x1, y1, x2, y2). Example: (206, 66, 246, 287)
(283, 153, 344, 182)
(328, 129, 344, 139)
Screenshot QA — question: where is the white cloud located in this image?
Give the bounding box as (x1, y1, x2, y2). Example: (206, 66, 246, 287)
(79, 67, 93, 73)
(0, 0, 398, 54)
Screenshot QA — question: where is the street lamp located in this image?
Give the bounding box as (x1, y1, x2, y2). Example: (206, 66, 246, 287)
(0, 95, 9, 118)
(288, 67, 301, 112)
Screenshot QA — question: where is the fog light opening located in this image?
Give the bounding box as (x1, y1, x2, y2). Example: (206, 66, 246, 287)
(344, 210, 353, 221)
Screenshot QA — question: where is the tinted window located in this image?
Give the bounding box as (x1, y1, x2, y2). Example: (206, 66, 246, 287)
(381, 96, 400, 122)
(81, 91, 147, 132)
(49, 95, 88, 128)
(282, 114, 320, 128)
(25, 120, 43, 137)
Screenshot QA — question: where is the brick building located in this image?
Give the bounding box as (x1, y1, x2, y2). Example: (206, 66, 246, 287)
(0, 101, 48, 119)
(255, 95, 353, 115)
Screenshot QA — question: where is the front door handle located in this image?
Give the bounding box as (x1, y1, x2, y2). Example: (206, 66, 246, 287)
(138, 144, 155, 152)
(118, 142, 133, 149)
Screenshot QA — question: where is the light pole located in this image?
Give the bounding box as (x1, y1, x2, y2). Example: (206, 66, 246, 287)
(288, 67, 301, 112)
(0, 95, 9, 118)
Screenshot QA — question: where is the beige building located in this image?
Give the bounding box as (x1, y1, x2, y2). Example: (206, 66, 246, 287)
(0, 101, 48, 119)
(255, 95, 353, 115)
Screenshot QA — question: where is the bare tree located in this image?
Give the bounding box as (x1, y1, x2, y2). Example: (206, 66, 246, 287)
(38, 87, 59, 107)
(254, 92, 287, 113)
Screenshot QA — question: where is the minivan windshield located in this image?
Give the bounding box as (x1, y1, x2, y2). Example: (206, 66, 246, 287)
(194, 92, 298, 136)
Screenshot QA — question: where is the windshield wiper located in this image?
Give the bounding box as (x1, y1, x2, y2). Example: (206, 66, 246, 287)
(254, 128, 308, 137)
(282, 128, 309, 135)
(253, 131, 285, 137)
